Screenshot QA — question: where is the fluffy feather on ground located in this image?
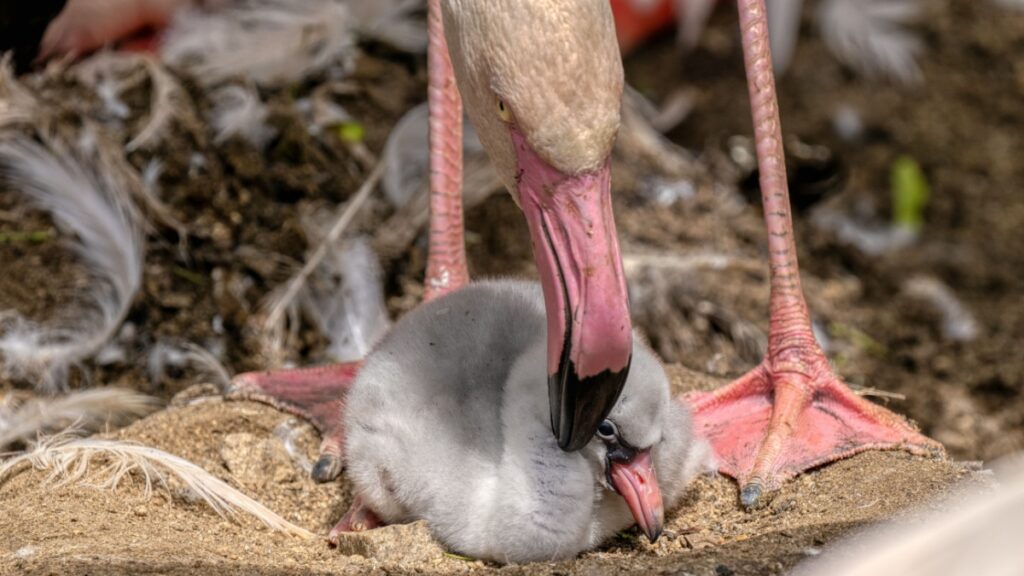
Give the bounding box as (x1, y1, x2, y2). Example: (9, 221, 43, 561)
(3, 57, 182, 234)
(0, 432, 312, 537)
(259, 162, 384, 363)
(162, 0, 355, 87)
(0, 389, 159, 449)
(816, 0, 924, 83)
(147, 342, 233, 391)
(380, 102, 497, 211)
(208, 84, 277, 149)
(162, 0, 426, 88)
(72, 52, 191, 153)
(667, 0, 924, 82)
(298, 235, 390, 363)
(0, 137, 144, 391)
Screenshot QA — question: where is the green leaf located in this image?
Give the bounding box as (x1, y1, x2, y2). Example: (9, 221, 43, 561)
(890, 155, 930, 232)
(172, 266, 207, 287)
(337, 121, 365, 144)
(0, 229, 55, 245)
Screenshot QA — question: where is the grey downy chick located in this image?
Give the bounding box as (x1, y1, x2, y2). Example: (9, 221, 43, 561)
(344, 280, 709, 563)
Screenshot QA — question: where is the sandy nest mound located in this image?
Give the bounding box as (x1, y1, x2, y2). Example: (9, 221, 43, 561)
(0, 367, 987, 576)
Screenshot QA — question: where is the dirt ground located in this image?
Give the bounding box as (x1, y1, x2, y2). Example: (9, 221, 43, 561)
(0, 368, 992, 576)
(0, 0, 1022, 574)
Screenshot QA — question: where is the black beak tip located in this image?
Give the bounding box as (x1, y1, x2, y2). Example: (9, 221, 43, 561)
(645, 525, 663, 544)
(549, 360, 630, 452)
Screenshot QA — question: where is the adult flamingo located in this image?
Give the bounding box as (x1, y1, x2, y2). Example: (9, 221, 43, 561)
(37, 0, 943, 507)
(237, 0, 941, 508)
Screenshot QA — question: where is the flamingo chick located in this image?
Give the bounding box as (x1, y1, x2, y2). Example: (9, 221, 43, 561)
(340, 280, 707, 563)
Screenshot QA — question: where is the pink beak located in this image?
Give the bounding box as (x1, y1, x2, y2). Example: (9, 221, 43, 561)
(609, 449, 664, 542)
(511, 130, 633, 452)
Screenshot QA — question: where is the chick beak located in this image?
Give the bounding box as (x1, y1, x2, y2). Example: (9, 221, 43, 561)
(608, 449, 664, 542)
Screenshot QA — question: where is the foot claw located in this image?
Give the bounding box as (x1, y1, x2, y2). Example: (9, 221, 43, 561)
(739, 481, 764, 509)
(312, 454, 343, 483)
(227, 363, 360, 483)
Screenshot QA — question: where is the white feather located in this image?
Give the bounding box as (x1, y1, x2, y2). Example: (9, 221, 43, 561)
(299, 235, 390, 363)
(273, 419, 314, 474)
(766, 0, 805, 73)
(259, 162, 383, 363)
(817, 0, 924, 84)
(0, 432, 313, 537)
(72, 52, 190, 153)
(208, 84, 277, 149)
(810, 204, 918, 256)
(674, 0, 716, 50)
(384, 103, 454, 208)
(126, 56, 191, 153)
(0, 388, 158, 448)
(0, 137, 143, 391)
(294, 91, 352, 138)
(5, 58, 182, 234)
(0, 56, 41, 129)
(903, 276, 980, 343)
(162, 0, 358, 87)
(381, 101, 495, 209)
(162, 0, 425, 87)
(147, 342, 233, 391)
(346, 0, 427, 53)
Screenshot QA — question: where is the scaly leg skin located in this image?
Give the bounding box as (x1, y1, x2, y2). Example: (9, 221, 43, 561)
(327, 497, 386, 544)
(227, 0, 469, 486)
(685, 0, 944, 509)
(422, 0, 469, 302)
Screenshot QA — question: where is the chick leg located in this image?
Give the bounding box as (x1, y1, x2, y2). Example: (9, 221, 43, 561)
(685, 0, 944, 509)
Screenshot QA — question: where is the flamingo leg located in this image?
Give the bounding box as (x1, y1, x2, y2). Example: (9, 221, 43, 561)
(423, 0, 470, 301)
(228, 0, 469, 484)
(685, 0, 944, 508)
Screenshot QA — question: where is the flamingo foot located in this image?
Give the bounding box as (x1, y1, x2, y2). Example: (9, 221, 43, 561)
(685, 354, 945, 508)
(229, 362, 360, 482)
(37, 0, 188, 62)
(328, 497, 385, 543)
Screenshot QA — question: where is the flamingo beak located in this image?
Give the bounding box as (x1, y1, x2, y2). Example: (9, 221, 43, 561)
(608, 449, 664, 542)
(511, 130, 633, 452)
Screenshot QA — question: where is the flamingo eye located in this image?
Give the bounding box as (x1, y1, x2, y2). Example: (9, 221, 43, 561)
(496, 99, 512, 123)
(596, 420, 617, 441)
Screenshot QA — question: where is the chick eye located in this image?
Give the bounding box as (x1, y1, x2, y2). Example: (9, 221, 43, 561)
(496, 99, 512, 123)
(596, 420, 617, 441)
